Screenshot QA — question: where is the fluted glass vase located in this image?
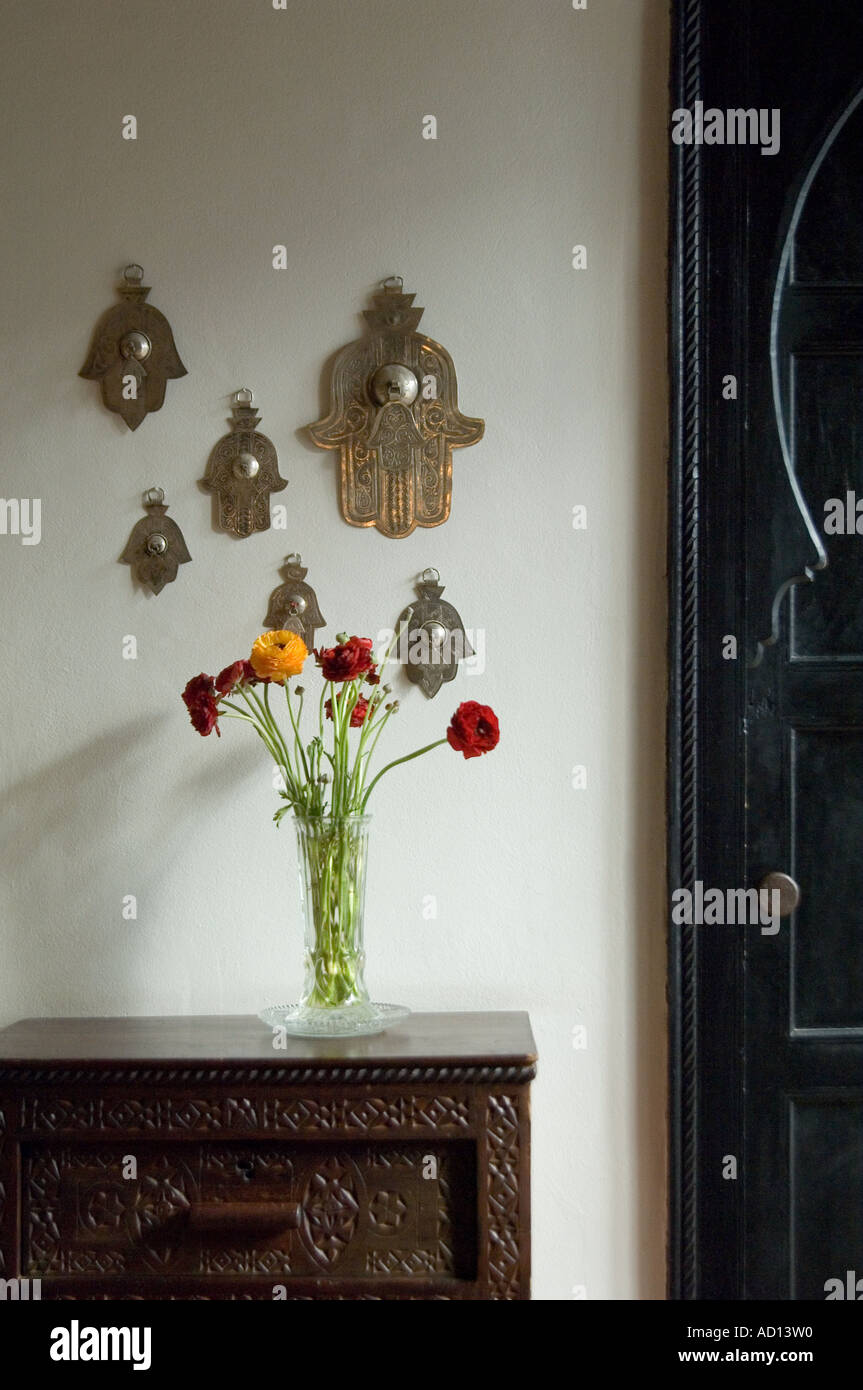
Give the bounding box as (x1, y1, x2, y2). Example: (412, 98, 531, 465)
(259, 814, 409, 1038)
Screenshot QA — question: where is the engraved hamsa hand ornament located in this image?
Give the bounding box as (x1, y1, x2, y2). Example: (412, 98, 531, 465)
(264, 553, 326, 651)
(80, 265, 187, 430)
(202, 389, 287, 537)
(309, 279, 484, 538)
(120, 488, 191, 594)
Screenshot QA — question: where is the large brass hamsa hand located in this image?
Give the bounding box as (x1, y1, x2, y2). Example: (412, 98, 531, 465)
(309, 278, 484, 538)
(80, 265, 187, 430)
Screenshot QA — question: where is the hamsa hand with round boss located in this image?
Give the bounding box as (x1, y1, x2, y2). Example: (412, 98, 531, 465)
(309, 278, 484, 539)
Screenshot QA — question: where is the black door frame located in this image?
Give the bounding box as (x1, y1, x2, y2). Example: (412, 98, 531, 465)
(667, 0, 748, 1300)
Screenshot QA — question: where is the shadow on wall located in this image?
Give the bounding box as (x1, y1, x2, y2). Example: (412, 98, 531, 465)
(0, 717, 252, 1020)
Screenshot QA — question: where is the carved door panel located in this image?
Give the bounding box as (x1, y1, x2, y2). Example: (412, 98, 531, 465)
(745, 84, 863, 1298)
(670, 0, 863, 1299)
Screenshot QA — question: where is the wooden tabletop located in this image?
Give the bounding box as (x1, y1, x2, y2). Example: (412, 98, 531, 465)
(0, 1012, 536, 1068)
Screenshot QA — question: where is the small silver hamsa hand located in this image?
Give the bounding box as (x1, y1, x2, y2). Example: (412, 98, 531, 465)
(400, 568, 474, 698)
(264, 553, 326, 651)
(120, 488, 191, 595)
(80, 265, 187, 430)
(203, 389, 287, 537)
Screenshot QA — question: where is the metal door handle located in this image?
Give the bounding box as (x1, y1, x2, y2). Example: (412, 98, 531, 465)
(758, 872, 801, 917)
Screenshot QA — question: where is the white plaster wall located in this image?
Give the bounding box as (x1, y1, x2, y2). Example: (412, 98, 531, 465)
(0, 0, 668, 1299)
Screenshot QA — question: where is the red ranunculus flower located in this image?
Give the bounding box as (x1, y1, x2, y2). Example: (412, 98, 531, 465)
(215, 661, 248, 695)
(325, 694, 370, 727)
(315, 636, 374, 683)
(182, 673, 220, 737)
(365, 665, 381, 686)
(446, 701, 499, 759)
(242, 659, 270, 685)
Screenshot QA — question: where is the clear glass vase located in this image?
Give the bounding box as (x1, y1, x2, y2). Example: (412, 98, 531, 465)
(259, 814, 410, 1038)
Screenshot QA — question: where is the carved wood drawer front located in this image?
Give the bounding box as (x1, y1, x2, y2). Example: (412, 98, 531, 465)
(0, 1012, 536, 1299)
(22, 1139, 476, 1283)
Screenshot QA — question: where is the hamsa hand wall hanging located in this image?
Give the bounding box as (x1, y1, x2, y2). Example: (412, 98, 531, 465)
(309, 278, 484, 539)
(264, 553, 326, 650)
(80, 265, 187, 430)
(399, 568, 474, 698)
(202, 389, 287, 537)
(120, 488, 191, 594)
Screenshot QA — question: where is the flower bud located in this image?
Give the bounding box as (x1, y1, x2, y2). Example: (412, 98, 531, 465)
(335, 632, 348, 644)
(294, 685, 305, 696)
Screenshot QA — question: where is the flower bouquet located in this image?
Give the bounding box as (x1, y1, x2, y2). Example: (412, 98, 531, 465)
(182, 627, 498, 1036)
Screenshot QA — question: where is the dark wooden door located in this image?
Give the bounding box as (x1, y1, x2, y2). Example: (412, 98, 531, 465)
(670, 0, 863, 1299)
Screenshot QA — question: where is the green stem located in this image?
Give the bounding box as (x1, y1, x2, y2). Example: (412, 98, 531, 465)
(330, 680, 350, 817)
(285, 682, 310, 783)
(378, 614, 410, 684)
(350, 705, 394, 805)
(359, 737, 447, 812)
(239, 686, 299, 802)
(262, 686, 299, 792)
(347, 685, 388, 807)
(298, 818, 368, 1007)
(342, 618, 409, 811)
(219, 701, 256, 722)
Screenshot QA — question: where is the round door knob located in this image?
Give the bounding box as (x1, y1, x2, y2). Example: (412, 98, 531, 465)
(758, 871, 800, 917)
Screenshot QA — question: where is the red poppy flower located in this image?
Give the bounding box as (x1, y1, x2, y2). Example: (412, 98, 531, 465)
(315, 636, 374, 683)
(446, 701, 499, 759)
(182, 673, 220, 737)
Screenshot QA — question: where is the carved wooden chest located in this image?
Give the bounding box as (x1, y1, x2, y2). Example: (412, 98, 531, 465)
(0, 1012, 535, 1300)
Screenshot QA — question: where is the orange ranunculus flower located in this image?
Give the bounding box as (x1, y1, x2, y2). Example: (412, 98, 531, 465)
(249, 630, 308, 684)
